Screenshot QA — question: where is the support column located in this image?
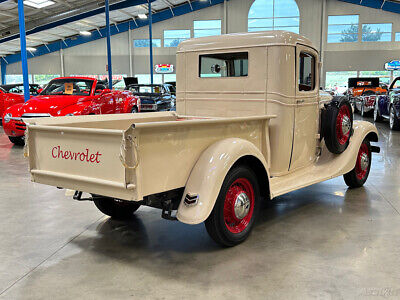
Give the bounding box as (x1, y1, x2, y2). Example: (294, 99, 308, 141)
(60, 46, 65, 77)
(149, 0, 154, 86)
(105, 0, 113, 89)
(0, 59, 6, 85)
(128, 22, 133, 77)
(223, 0, 227, 34)
(319, 0, 327, 88)
(17, 0, 30, 102)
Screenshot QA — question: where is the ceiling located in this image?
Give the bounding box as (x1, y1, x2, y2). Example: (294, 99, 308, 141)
(0, 0, 191, 56)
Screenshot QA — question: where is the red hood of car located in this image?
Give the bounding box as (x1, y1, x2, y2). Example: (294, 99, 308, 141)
(7, 94, 92, 116)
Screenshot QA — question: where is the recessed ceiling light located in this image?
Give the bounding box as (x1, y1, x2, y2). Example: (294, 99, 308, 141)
(138, 14, 147, 19)
(24, 0, 55, 9)
(26, 47, 37, 51)
(80, 31, 91, 36)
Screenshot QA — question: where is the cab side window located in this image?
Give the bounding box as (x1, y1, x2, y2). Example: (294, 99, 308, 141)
(299, 52, 315, 92)
(199, 52, 248, 78)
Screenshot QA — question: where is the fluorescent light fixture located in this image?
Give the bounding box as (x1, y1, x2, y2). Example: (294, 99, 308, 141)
(138, 14, 147, 19)
(26, 47, 37, 51)
(24, 0, 55, 9)
(80, 31, 92, 36)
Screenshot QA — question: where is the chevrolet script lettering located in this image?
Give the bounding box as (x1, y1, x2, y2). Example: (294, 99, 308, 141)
(51, 146, 102, 163)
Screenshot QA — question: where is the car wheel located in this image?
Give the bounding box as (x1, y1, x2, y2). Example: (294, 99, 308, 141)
(323, 100, 353, 154)
(374, 103, 382, 122)
(343, 139, 371, 188)
(389, 106, 400, 131)
(93, 197, 140, 220)
(205, 165, 260, 247)
(8, 136, 25, 146)
(131, 106, 138, 114)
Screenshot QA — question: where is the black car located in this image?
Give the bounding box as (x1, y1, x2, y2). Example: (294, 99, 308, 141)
(0, 83, 41, 95)
(126, 84, 176, 112)
(374, 77, 400, 130)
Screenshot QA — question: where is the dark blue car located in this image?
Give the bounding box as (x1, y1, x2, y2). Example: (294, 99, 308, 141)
(374, 77, 400, 130)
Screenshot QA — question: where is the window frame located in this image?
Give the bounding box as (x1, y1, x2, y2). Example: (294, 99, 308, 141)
(198, 52, 249, 79)
(193, 20, 222, 38)
(361, 23, 392, 42)
(248, 0, 300, 34)
(298, 50, 317, 93)
(163, 29, 191, 47)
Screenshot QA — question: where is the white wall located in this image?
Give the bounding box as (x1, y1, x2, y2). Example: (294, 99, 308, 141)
(5, 0, 400, 86)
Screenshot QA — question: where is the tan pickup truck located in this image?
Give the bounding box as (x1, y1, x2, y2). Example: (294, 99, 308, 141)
(25, 31, 379, 246)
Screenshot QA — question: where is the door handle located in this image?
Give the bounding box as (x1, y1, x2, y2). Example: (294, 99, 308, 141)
(297, 100, 305, 104)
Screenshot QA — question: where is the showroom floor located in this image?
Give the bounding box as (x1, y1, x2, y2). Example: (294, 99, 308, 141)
(0, 117, 399, 299)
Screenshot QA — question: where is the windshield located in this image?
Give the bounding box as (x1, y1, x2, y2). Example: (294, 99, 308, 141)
(129, 85, 162, 94)
(41, 79, 94, 96)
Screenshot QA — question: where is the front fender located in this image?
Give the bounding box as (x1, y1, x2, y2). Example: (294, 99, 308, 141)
(177, 138, 270, 225)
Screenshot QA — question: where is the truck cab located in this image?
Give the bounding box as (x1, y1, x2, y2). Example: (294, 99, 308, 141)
(177, 31, 320, 175)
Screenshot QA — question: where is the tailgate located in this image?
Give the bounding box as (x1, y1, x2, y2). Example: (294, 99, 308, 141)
(26, 124, 138, 201)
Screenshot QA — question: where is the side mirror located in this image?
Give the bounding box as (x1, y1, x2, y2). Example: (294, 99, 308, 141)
(37, 88, 43, 94)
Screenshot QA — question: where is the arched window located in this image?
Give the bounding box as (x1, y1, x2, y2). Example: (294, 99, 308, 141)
(248, 0, 300, 34)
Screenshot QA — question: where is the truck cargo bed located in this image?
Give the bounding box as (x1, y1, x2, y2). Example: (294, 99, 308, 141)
(26, 112, 274, 201)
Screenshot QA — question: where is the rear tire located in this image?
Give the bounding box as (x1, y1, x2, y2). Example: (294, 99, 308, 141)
(93, 197, 140, 220)
(205, 165, 260, 247)
(8, 136, 25, 146)
(343, 139, 371, 188)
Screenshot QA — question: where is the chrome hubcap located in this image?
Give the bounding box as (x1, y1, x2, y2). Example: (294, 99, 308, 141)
(360, 153, 369, 171)
(342, 115, 351, 136)
(234, 192, 251, 220)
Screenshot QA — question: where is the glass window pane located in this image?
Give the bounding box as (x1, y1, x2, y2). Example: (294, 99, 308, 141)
(5, 74, 33, 84)
(327, 24, 356, 34)
(133, 39, 161, 47)
(248, 0, 273, 19)
(325, 71, 357, 89)
(194, 20, 221, 30)
(248, 0, 299, 33)
(33, 74, 60, 85)
(396, 33, 400, 41)
(199, 52, 248, 78)
(164, 30, 190, 39)
(135, 74, 163, 84)
(194, 29, 222, 38)
(299, 52, 315, 91)
(328, 15, 359, 25)
(363, 23, 392, 33)
(327, 33, 358, 43)
(274, 0, 299, 18)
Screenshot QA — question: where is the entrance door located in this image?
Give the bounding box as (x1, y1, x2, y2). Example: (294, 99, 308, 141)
(289, 44, 320, 171)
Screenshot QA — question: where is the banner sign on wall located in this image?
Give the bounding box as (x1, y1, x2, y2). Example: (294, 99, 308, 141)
(155, 64, 174, 74)
(385, 60, 400, 70)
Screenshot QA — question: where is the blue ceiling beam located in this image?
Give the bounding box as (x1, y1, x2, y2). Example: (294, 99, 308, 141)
(337, 0, 400, 14)
(3, 0, 227, 66)
(0, 0, 155, 45)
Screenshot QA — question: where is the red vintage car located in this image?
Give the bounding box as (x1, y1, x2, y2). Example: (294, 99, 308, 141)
(0, 84, 41, 124)
(2, 77, 139, 145)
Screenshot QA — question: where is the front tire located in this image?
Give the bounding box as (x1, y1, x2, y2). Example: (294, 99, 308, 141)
(8, 136, 25, 146)
(389, 106, 400, 131)
(343, 139, 371, 188)
(93, 197, 140, 220)
(205, 165, 260, 247)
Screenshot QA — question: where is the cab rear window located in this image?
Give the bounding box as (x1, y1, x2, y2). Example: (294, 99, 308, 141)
(199, 52, 248, 78)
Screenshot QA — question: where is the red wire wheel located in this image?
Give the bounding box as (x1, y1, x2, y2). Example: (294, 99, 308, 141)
(355, 142, 370, 180)
(223, 178, 255, 234)
(336, 104, 352, 145)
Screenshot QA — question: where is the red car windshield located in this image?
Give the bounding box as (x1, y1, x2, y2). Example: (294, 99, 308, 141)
(41, 79, 94, 96)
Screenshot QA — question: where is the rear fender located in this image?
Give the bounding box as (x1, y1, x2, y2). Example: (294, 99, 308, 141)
(177, 138, 270, 225)
(330, 120, 379, 176)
